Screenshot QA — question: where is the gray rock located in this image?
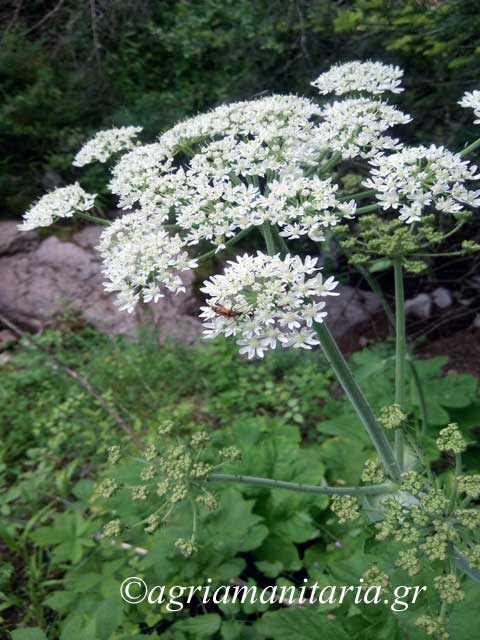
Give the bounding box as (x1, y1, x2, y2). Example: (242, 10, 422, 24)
(0, 221, 39, 255)
(0, 221, 382, 344)
(432, 287, 452, 309)
(324, 285, 382, 338)
(405, 293, 432, 320)
(0, 221, 201, 343)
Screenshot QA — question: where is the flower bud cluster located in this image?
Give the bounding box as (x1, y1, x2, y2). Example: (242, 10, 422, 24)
(96, 422, 241, 554)
(330, 495, 360, 523)
(436, 423, 466, 454)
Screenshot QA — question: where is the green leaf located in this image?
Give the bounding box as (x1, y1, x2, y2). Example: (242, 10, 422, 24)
(11, 630, 48, 640)
(95, 597, 123, 640)
(174, 613, 221, 636)
(255, 606, 349, 640)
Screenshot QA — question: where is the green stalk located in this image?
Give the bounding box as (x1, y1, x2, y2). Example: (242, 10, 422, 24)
(355, 264, 428, 434)
(459, 137, 480, 158)
(261, 222, 277, 255)
(356, 203, 381, 215)
(393, 257, 406, 471)
(315, 322, 401, 481)
(207, 473, 395, 496)
(318, 152, 342, 175)
(338, 189, 376, 202)
(197, 226, 253, 262)
(77, 212, 110, 225)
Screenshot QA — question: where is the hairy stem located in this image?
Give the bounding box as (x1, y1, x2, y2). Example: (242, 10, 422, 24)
(207, 473, 395, 496)
(315, 322, 401, 481)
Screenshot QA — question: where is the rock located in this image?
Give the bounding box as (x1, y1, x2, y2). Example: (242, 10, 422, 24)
(0, 220, 39, 255)
(324, 285, 382, 338)
(0, 220, 382, 345)
(0, 221, 201, 343)
(405, 293, 432, 320)
(432, 287, 452, 309)
(0, 330, 17, 349)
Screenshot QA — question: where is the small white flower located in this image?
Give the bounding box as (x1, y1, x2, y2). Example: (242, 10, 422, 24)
(459, 90, 480, 124)
(99, 209, 197, 312)
(19, 183, 96, 230)
(201, 252, 338, 358)
(73, 126, 143, 166)
(311, 61, 404, 96)
(367, 145, 480, 221)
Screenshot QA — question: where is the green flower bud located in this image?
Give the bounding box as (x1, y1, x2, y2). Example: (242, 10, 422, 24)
(436, 423, 466, 453)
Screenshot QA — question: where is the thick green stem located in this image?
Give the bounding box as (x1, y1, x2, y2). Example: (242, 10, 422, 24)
(355, 264, 428, 433)
(261, 222, 277, 255)
(393, 257, 406, 471)
(315, 322, 401, 481)
(207, 473, 394, 496)
(459, 137, 480, 158)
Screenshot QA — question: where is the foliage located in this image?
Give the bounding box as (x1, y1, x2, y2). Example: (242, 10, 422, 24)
(1, 327, 479, 638)
(2, 0, 480, 215)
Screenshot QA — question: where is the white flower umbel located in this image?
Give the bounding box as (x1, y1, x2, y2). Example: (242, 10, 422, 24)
(108, 143, 175, 209)
(159, 94, 320, 153)
(73, 126, 143, 167)
(311, 61, 404, 96)
(19, 183, 96, 231)
(260, 175, 356, 241)
(200, 252, 339, 358)
(459, 90, 480, 124)
(313, 98, 411, 159)
(99, 210, 198, 312)
(365, 145, 480, 223)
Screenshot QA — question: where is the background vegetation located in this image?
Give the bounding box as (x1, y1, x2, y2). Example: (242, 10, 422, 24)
(1, 327, 480, 638)
(2, 0, 480, 215)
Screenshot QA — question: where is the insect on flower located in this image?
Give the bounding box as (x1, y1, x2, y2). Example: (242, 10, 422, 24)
(212, 305, 243, 318)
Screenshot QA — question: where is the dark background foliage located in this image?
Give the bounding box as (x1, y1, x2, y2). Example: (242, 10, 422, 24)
(1, 0, 479, 215)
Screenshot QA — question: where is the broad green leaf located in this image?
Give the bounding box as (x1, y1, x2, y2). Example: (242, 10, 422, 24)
(174, 613, 221, 636)
(11, 629, 48, 640)
(255, 606, 349, 640)
(95, 597, 123, 640)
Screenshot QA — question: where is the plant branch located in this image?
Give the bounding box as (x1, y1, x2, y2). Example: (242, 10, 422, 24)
(207, 473, 395, 496)
(393, 257, 406, 471)
(315, 322, 401, 481)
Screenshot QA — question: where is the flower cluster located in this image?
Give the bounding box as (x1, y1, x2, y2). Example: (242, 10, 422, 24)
(98, 211, 198, 312)
(73, 126, 143, 167)
(436, 423, 466, 454)
(365, 145, 480, 223)
(311, 61, 404, 96)
(260, 174, 356, 241)
(18, 183, 96, 231)
(330, 495, 360, 523)
(313, 98, 411, 159)
(200, 253, 339, 358)
(459, 90, 480, 124)
(378, 404, 406, 430)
